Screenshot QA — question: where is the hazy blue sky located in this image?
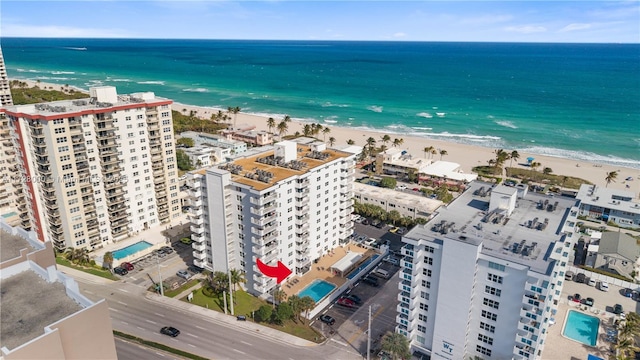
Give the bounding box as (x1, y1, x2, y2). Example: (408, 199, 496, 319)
(2, 1, 638, 43)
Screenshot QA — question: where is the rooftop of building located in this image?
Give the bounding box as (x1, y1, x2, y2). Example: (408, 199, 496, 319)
(576, 184, 640, 213)
(3, 86, 169, 117)
(222, 142, 354, 191)
(353, 182, 442, 215)
(180, 131, 245, 145)
(405, 181, 578, 274)
(0, 229, 36, 262)
(0, 271, 83, 350)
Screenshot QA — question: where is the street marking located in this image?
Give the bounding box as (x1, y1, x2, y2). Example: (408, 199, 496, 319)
(109, 308, 120, 312)
(137, 326, 145, 330)
(188, 344, 196, 348)
(187, 333, 199, 339)
(117, 301, 128, 306)
(121, 321, 128, 325)
(145, 319, 157, 325)
(84, 290, 94, 294)
(154, 313, 165, 317)
(155, 352, 166, 357)
(233, 349, 246, 355)
(195, 325, 206, 330)
(330, 339, 349, 347)
(130, 277, 137, 280)
(119, 288, 129, 293)
(240, 341, 253, 346)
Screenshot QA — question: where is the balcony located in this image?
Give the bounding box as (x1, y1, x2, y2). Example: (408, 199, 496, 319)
(190, 208, 203, 217)
(191, 217, 204, 226)
(102, 165, 120, 174)
(295, 214, 309, 224)
(295, 178, 309, 187)
(251, 212, 277, 226)
(111, 211, 128, 221)
(151, 154, 163, 162)
(250, 192, 277, 206)
(190, 188, 202, 198)
(253, 242, 278, 256)
(296, 188, 310, 195)
(190, 199, 203, 208)
(72, 144, 86, 153)
(193, 250, 207, 260)
(112, 227, 128, 237)
(296, 194, 309, 203)
(295, 240, 309, 251)
(296, 232, 309, 242)
(97, 141, 115, 150)
(296, 223, 309, 232)
(44, 200, 59, 211)
(101, 156, 119, 165)
(98, 131, 116, 140)
(193, 258, 207, 269)
(193, 242, 206, 252)
(191, 233, 205, 243)
(191, 225, 204, 234)
(297, 257, 311, 267)
(295, 205, 309, 216)
(250, 203, 276, 216)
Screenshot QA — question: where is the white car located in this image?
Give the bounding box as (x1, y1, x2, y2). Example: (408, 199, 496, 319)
(383, 256, 400, 266)
(598, 282, 609, 292)
(397, 185, 407, 190)
(588, 278, 596, 287)
(364, 238, 377, 247)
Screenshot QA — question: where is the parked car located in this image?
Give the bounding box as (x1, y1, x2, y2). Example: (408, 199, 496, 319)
(364, 238, 377, 247)
(564, 271, 574, 281)
(352, 214, 362, 222)
(397, 185, 407, 191)
(337, 297, 355, 308)
(318, 314, 336, 325)
(622, 288, 633, 297)
(583, 297, 595, 307)
(588, 278, 596, 287)
(236, 315, 247, 321)
(362, 276, 379, 287)
(571, 293, 581, 303)
(180, 237, 193, 245)
(389, 227, 399, 234)
(160, 326, 180, 337)
(598, 282, 609, 292)
(375, 222, 386, 229)
(371, 219, 381, 227)
(383, 256, 400, 266)
(614, 304, 624, 315)
(361, 218, 370, 225)
(161, 246, 174, 254)
(176, 269, 192, 280)
(120, 262, 134, 271)
(188, 265, 204, 274)
(154, 249, 167, 258)
(397, 227, 407, 235)
(345, 294, 363, 305)
(113, 266, 128, 276)
(575, 273, 586, 283)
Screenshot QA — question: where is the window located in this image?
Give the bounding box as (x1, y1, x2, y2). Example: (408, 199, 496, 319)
(483, 298, 500, 309)
(422, 280, 431, 289)
(480, 322, 495, 333)
(423, 257, 433, 265)
(488, 261, 505, 271)
(477, 334, 493, 345)
(423, 269, 432, 277)
(58, 146, 69, 152)
(425, 246, 434, 253)
(419, 303, 428, 311)
(476, 345, 491, 357)
(485, 286, 501, 297)
(418, 314, 427, 321)
(481, 310, 497, 321)
(417, 325, 426, 333)
(487, 273, 503, 284)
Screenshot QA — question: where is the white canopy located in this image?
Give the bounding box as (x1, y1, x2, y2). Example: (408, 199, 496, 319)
(330, 252, 363, 275)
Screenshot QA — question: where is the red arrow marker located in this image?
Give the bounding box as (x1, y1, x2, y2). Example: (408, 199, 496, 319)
(256, 258, 292, 284)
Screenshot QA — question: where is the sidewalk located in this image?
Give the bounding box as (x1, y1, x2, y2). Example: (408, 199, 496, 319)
(57, 264, 114, 285)
(144, 291, 319, 348)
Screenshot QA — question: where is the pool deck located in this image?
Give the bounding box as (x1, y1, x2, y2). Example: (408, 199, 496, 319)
(282, 243, 375, 298)
(543, 299, 616, 359)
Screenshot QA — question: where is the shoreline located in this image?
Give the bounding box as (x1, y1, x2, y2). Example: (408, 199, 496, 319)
(12, 79, 640, 192)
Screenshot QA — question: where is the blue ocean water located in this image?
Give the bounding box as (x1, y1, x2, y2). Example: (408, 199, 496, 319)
(2, 38, 639, 168)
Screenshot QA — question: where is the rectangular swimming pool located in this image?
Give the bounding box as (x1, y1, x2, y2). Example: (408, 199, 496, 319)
(113, 241, 153, 260)
(298, 279, 336, 303)
(562, 310, 600, 346)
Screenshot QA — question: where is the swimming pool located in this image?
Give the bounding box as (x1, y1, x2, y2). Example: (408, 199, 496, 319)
(562, 310, 600, 346)
(298, 279, 336, 303)
(112, 241, 153, 260)
(2, 212, 17, 218)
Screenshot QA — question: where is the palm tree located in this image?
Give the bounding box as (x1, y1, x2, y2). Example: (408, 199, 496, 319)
(381, 332, 411, 360)
(423, 146, 434, 159)
(328, 137, 336, 146)
(283, 115, 292, 123)
(347, 139, 355, 145)
(272, 288, 287, 309)
(227, 106, 241, 128)
(605, 171, 618, 187)
(277, 121, 289, 139)
(65, 248, 90, 266)
(267, 117, 276, 134)
(229, 269, 246, 292)
(209, 271, 229, 294)
(392, 138, 404, 148)
(509, 150, 520, 168)
(303, 124, 312, 137)
(439, 149, 448, 160)
(299, 296, 316, 324)
(312, 123, 323, 136)
(380, 134, 391, 147)
(102, 251, 113, 270)
(322, 127, 331, 141)
(287, 295, 302, 320)
(530, 161, 541, 182)
(365, 137, 377, 158)
(379, 144, 388, 154)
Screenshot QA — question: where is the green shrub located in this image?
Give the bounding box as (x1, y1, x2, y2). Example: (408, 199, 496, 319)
(201, 285, 217, 298)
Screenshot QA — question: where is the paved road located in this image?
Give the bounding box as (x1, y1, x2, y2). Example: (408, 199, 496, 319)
(115, 337, 182, 360)
(75, 277, 361, 360)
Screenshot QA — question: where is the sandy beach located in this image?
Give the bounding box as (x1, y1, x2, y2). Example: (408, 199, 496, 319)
(15, 79, 640, 192)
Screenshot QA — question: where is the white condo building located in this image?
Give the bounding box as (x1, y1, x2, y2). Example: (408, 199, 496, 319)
(186, 140, 359, 296)
(1, 86, 180, 251)
(397, 182, 580, 360)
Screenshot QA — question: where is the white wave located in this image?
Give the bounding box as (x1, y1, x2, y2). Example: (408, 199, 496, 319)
(426, 132, 501, 141)
(34, 76, 76, 81)
(436, 112, 446, 117)
(63, 47, 87, 51)
(51, 71, 75, 75)
(432, 106, 438, 110)
(137, 81, 166, 85)
(182, 88, 209, 93)
(108, 78, 132, 82)
(495, 120, 518, 129)
(28, 69, 40, 73)
(487, 115, 495, 119)
(324, 119, 338, 124)
(522, 146, 640, 170)
(412, 127, 433, 131)
(322, 102, 350, 108)
(417, 112, 433, 118)
(367, 105, 383, 113)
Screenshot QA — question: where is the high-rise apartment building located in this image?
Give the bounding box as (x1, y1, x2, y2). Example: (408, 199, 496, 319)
(0, 46, 19, 216)
(186, 140, 358, 296)
(1, 86, 180, 251)
(397, 182, 580, 360)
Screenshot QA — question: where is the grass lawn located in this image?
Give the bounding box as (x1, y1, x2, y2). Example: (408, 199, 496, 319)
(184, 288, 324, 343)
(164, 279, 201, 298)
(55, 257, 118, 280)
(505, 167, 592, 189)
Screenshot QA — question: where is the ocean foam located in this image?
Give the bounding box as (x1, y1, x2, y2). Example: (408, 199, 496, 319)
(495, 120, 518, 129)
(183, 88, 209, 93)
(521, 146, 640, 170)
(51, 71, 75, 75)
(137, 81, 166, 85)
(367, 105, 383, 113)
(322, 102, 350, 108)
(436, 112, 446, 117)
(412, 127, 434, 131)
(417, 112, 433, 118)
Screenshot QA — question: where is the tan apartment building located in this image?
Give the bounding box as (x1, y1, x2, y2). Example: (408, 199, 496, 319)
(0, 219, 117, 360)
(1, 86, 180, 252)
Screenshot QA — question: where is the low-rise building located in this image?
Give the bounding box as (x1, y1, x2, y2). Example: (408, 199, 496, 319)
(576, 184, 640, 229)
(0, 219, 117, 359)
(353, 182, 441, 219)
(180, 131, 247, 154)
(182, 146, 217, 168)
(418, 160, 478, 186)
(590, 232, 640, 277)
(224, 129, 273, 146)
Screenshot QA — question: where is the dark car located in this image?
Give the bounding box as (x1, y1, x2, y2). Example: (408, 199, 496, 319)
(361, 218, 370, 225)
(375, 222, 386, 229)
(362, 276, 379, 287)
(575, 273, 586, 283)
(371, 219, 381, 227)
(614, 304, 624, 315)
(318, 314, 336, 325)
(572, 293, 581, 303)
(623, 288, 633, 298)
(160, 326, 180, 337)
(113, 266, 128, 276)
(161, 246, 174, 254)
(188, 265, 204, 274)
(345, 294, 363, 304)
(121, 262, 134, 271)
(583, 297, 594, 307)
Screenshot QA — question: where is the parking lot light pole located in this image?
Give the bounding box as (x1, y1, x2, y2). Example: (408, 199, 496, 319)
(157, 253, 164, 297)
(367, 305, 371, 360)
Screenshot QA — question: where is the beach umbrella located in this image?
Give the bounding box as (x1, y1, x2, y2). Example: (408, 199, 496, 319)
(526, 157, 535, 164)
